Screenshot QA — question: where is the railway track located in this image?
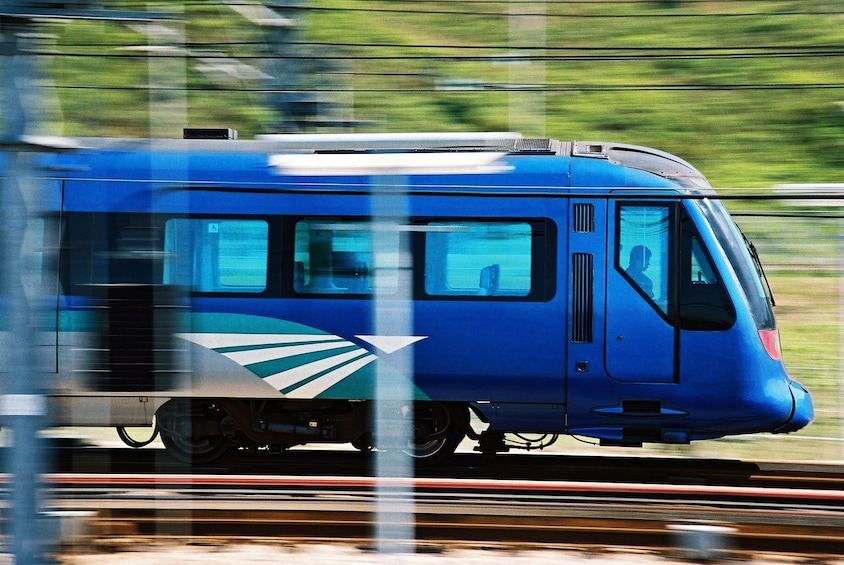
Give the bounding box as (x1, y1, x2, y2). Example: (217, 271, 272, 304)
(5, 446, 843, 556)
(39, 444, 844, 490)
(33, 467, 844, 556)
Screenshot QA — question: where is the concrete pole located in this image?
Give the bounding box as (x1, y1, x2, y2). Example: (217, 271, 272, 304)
(372, 177, 416, 557)
(0, 13, 50, 564)
(508, 0, 546, 136)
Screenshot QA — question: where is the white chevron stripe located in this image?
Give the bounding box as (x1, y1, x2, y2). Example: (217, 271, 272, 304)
(223, 340, 355, 365)
(287, 354, 377, 398)
(176, 333, 340, 349)
(355, 335, 427, 353)
(264, 349, 371, 390)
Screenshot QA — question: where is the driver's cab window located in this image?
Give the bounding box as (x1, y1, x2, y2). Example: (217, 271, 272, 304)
(615, 202, 736, 330)
(616, 204, 670, 315)
(689, 238, 717, 284)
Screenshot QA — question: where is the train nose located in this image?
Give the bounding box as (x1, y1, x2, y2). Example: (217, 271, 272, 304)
(775, 380, 814, 433)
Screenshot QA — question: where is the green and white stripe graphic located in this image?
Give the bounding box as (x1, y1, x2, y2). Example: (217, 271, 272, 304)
(177, 314, 429, 400)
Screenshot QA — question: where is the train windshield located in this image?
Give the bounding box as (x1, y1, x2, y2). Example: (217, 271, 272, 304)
(696, 198, 776, 330)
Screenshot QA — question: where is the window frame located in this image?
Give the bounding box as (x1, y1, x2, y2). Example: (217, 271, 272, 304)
(613, 201, 736, 331)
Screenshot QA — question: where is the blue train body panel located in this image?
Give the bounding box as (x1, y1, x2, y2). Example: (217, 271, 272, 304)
(13, 133, 812, 460)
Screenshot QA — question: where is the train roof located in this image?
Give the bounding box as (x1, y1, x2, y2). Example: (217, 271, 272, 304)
(31, 131, 712, 189)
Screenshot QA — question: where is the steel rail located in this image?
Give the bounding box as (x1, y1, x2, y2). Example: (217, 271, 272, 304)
(24, 473, 844, 556)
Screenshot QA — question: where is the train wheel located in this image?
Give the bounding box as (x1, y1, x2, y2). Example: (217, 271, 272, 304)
(159, 430, 230, 464)
(116, 425, 159, 448)
(351, 432, 374, 452)
(403, 403, 467, 465)
(156, 400, 232, 464)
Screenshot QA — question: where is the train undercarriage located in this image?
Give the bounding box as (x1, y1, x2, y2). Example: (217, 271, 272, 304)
(153, 398, 470, 465)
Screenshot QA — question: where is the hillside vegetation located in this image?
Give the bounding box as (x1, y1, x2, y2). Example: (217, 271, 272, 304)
(41, 1, 844, 187)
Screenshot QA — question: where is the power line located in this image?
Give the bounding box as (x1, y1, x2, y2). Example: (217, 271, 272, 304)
(48, 42, 844, 54)
(49, 82, 844, 92)
(96, 0, 844, 18)
(47, 52, 844, 62)
(285, 5, 841, 18)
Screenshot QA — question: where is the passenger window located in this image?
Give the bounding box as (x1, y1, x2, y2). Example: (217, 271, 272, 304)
(293, 219, 399, 295)
(63, 212, 164, 290)
(617, 205, 670, 314)
(424, 222, 532, 297)
(163, 218, 268, 293)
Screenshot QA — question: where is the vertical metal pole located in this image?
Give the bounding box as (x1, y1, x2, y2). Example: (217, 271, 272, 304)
(146, 2, 191, 537)
(840, 217, 844, 459)
(372, 176, 415, 555)
(0, 15, 49, 565)
(508, 0, 546, 136)
(148, 3, 186, 139)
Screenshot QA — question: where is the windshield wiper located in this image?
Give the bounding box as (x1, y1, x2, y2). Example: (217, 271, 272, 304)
(742, 230, 776, 307)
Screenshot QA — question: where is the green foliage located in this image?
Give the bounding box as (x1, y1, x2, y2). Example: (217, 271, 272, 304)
(42, 0, 844, 188)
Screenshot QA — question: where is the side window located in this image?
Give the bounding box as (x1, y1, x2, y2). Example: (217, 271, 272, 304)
(63, 212, 164, 292)
(293, 219, 399, 295)
(424, 221, 532, 297)
(163, 218, 268, 293)
(616, 205, 671, 314)
(680, 212, 736, 330)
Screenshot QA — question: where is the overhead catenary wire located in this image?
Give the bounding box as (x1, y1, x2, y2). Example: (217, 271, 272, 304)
(41, 46, 844, 61)
(101, 1, 844, 18)
(47, 83, 844, 92)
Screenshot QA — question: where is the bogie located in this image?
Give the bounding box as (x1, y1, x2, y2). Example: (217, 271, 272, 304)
(402, 403, 468, 465)
(154, 398, 469, 465)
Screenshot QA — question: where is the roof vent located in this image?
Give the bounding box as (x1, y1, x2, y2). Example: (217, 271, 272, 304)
(183, 128, 238, 140)
(513, 138, 553, 152)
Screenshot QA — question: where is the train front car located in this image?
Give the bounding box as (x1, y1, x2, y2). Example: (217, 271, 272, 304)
(563, 143, 814, 447)
(47, 132, 814, 464)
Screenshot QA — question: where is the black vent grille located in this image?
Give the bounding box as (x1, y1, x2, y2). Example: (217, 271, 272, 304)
(573, 203, 595, 233)
(572, 253, 594, 343)
(514, 138, 553, 152)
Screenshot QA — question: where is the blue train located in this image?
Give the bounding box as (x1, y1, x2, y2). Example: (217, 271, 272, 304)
(30, 130, 812, 463)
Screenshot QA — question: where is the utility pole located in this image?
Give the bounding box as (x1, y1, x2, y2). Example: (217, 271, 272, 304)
(1, 5, 53, 562)
(0, 4, 162, 562)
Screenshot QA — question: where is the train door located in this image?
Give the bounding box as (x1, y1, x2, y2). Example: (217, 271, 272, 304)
(605, 201, 677, 383)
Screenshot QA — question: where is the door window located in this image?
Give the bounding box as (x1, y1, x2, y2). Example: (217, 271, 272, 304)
(616, 205, 670, 315)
